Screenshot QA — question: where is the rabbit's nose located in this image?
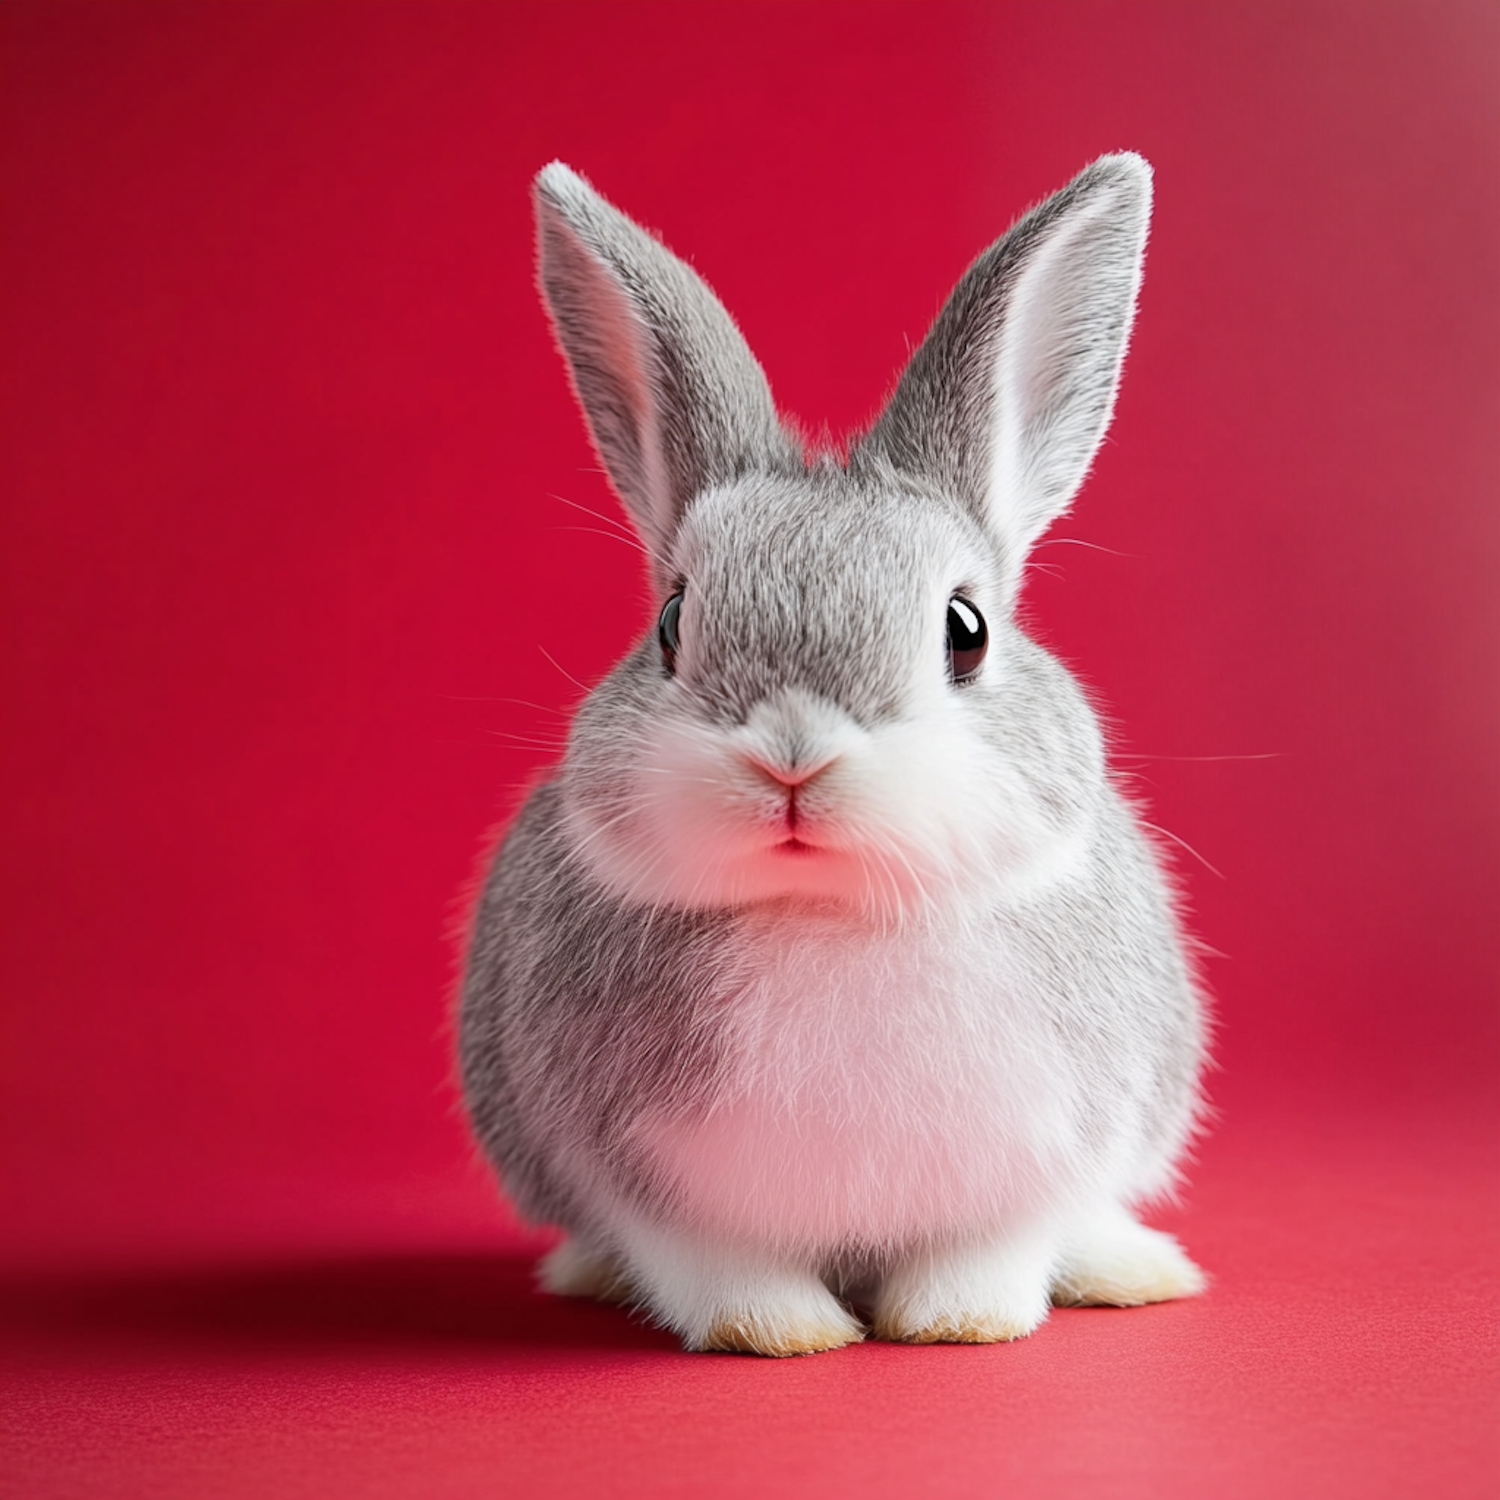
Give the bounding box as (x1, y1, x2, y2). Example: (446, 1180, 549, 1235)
(742, 752, 838, 790)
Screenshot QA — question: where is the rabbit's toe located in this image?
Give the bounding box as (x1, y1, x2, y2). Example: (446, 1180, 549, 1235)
(873, 1307, 1040, 1344)
(698, 1304, 865, 1357)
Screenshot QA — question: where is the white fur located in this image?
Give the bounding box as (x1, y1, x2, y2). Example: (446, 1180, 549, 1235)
(562, 684, 1091, 924)
(874, 1228, 1057, 1341)
(574, 904, 1182, 1348)
(634, 908, 1086, 1251)
(613, 1215, 864, 1353)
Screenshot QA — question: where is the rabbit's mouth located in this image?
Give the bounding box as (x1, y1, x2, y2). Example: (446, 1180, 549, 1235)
(774, 835, 818, 856)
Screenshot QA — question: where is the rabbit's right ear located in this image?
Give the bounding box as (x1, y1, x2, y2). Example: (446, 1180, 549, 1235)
(534, 165, 799, 584)
(854, 154, 1152, 601)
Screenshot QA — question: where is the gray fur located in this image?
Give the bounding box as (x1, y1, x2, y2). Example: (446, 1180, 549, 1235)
(462, 782, 734, 1234)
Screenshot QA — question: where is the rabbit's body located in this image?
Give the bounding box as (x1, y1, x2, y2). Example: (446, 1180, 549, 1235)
(467, 788, 1198, 1248)
(460, 157, 1208, 1354)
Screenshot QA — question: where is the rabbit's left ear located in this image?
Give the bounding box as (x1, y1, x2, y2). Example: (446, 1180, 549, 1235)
(854, 154, 1152, 598)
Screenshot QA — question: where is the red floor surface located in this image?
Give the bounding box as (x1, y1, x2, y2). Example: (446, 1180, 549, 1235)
(4, 1106, 1498, 1500)
(2, 3, 1497, 1496)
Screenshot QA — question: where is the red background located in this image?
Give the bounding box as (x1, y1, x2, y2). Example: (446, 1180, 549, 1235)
(2, 3, 1496, 1496)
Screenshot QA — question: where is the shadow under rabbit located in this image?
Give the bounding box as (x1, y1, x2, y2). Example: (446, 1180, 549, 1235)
(0, 1249, 683, 1356)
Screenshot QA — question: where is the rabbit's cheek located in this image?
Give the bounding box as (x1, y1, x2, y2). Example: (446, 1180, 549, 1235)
(851, 716, 1093, 902)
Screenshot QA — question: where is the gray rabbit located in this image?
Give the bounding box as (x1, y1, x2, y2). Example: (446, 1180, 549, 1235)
(461, 156, 1208, 1355)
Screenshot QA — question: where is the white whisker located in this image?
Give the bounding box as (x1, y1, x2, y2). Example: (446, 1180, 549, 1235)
(537, 646, 594, 695)
(1139, 820, 1225, 880)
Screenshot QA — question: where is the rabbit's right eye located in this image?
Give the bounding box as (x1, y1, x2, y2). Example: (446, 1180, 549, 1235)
(947, 596, 987, 684)
(658, 591, 684, 675)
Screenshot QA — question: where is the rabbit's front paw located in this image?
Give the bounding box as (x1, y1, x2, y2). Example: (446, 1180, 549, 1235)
(873, 1234, 1053, 1344)
(619, 1224, 864, 1355)
(1051, 1211, 1207, 1307)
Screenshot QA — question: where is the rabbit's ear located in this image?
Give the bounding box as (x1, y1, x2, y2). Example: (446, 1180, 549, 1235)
(854, 154, 1152, 598)
(534, 164, 799, 580)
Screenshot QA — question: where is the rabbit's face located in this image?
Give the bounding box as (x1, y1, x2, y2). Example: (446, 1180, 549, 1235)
(558, 470, 1100, 923)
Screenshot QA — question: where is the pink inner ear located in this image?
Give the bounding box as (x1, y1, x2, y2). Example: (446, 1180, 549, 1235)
(573, 241, 655, 428)
(987, 192, 1142, 560)
(536, 197, 653, 424)
(538, 200, 667, 538)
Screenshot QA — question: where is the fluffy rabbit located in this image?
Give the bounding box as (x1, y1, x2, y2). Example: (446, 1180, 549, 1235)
(460, 155, 1208, 1355)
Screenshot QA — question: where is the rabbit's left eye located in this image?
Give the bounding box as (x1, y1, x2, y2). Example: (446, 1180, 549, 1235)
(947, 596, 987, 684)
(658, 591, 684, 675)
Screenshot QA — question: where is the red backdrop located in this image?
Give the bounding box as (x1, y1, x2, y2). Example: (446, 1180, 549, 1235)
(2, 4, 1496, 1497)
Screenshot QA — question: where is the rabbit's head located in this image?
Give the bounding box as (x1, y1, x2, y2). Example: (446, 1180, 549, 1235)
(534, 158, 1151, 923)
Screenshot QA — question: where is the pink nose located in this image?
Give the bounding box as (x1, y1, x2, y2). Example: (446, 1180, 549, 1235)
(743, 754, 835, 790)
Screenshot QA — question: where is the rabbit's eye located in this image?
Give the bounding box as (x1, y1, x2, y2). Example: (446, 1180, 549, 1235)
(947, 596, 987, 684)
(658, 591, 684, 675)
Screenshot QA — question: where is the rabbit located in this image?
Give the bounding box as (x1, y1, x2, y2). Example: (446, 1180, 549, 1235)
(459, 153, 1209, 1356)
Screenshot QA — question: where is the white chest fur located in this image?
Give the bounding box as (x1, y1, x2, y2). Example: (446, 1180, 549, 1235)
(634, 908, 1088, 1255)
